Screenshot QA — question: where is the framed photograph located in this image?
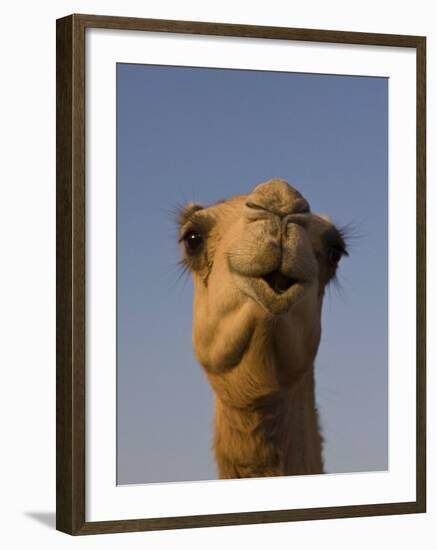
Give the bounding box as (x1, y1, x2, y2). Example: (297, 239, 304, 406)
(56, 13, 426, 535)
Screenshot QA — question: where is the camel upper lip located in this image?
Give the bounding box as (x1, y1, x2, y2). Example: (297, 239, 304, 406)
(261, 270, 298, 294)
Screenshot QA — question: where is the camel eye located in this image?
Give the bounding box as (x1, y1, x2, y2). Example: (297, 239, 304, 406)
(184, 230, 203, 254)
(328, 247, 342, 265)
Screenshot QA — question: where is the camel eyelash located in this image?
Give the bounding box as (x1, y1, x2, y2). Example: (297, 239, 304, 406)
(323, 226, 349, 258)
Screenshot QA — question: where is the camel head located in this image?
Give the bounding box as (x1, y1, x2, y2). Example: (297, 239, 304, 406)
(177, 179, 347, 390)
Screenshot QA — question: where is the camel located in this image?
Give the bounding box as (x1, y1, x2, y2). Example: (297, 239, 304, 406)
(177, 178, 347, 479)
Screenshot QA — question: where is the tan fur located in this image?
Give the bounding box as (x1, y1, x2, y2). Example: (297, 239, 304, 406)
(178, 179, 347, 478)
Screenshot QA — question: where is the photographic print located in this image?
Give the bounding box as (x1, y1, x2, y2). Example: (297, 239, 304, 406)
(56, 14, 425, 534)
(116, 63, 388, 484)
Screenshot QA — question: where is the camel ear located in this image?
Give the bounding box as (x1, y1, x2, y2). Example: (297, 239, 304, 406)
(177, 202, 204, 228)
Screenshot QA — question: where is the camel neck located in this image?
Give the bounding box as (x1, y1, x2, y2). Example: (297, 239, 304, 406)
(212, 370, 324, 479)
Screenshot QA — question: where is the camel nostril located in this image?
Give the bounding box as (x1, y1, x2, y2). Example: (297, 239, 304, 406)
(261, 270, 297, 294)
(245, 201, 265, 211)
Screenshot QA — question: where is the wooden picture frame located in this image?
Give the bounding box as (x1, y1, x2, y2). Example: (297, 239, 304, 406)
(56, 13, 426, 535)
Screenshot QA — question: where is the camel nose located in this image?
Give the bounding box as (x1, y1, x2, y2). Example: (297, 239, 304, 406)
(245, 179, 310, 219)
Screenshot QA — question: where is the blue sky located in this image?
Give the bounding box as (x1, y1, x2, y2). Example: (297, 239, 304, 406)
(116, 63, 388, 484)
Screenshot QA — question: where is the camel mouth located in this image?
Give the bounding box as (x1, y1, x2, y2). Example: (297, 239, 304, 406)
(261, 270, 298, 295)
(232, 270, 307, 315)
